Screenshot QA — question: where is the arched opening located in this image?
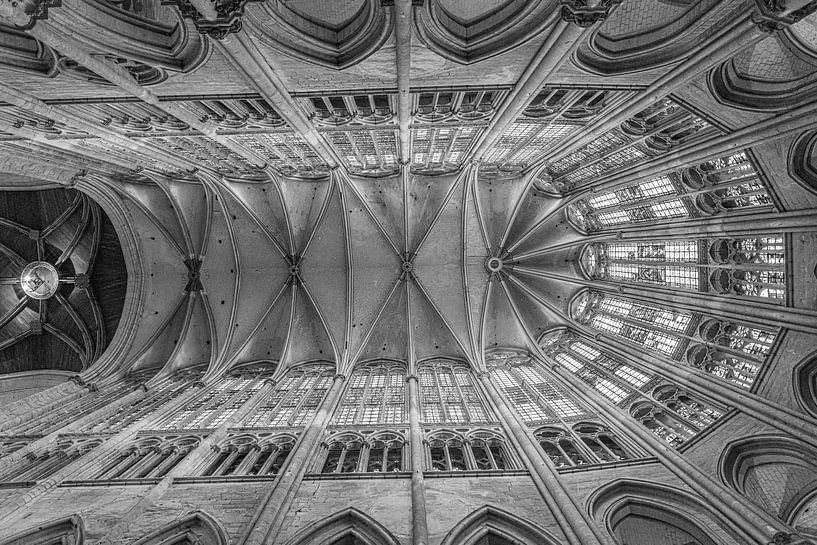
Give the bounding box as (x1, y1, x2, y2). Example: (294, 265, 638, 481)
(609, 501, 718, 545)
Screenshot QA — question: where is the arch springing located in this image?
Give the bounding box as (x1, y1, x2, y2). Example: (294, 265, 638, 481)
(568, 151, 773, 231)
(583, 236, 786, 301)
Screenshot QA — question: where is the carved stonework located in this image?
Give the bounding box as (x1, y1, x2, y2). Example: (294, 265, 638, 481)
(559, 0, 621, 27)
(162, 0, 260, 39)
(0, 0, 61, 30)
(752, 0, 817, 32)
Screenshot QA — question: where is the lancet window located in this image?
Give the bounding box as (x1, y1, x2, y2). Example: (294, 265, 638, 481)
(92, 435, 200, 480)
(535, 422, 632, 468)
(571, 291, 777, 388)
(541, 331, 651, 404)
(425, 430, 517, 472)
(630, 385, 725, 448)
(418, 360, 492, 424)
(319, 431, 405, 474)
(304, 94, 394, 126)
(242, 365, 335, 428)
(544, 98, 717, 190)
(82, 369, 204, 433)
(0, 437, 101, 483)
(486, 351, 586, 424)
(583, 236, 786, 301)
(334, 362, 406, 426)
(155, 367, 274, 431)
(3, 372, 151, 436)
(568, 152, 773, 231)
(200, 433, 295, 478)
(0, 439, 30, 458)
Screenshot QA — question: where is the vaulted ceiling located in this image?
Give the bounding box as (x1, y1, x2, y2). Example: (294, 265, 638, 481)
(0, 0, 816, 382)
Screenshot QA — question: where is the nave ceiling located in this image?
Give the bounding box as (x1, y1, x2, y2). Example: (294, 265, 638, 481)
(0, 0, 816, 384)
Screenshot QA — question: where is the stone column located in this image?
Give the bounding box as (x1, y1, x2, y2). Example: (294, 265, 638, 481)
(239, 374, 347, 545)
(406, 375, 429, 545)
(536, 352, 808, 545)
(478, 374, 614, 545)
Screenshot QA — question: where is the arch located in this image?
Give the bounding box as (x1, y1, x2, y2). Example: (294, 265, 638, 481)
(789, 129, 817, 196)
(282, 508, 400, 545)
(130, 510, 228, 545)
(795, 350, 817, 418)
(440, 505, 562, 545)
(248, 1, 393, 70)
(588, 479, 738, 545)
(413, 1, 557, 65)
(721, 435, 817, 525)
(1, 514, 84, 545)
(709, 29, 817, 112)
(575, 0, 731, 75)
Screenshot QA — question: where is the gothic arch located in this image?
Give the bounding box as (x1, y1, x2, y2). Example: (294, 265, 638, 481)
(721, 435, 817, 530)
(412, 1, 557, 65)
(709, 28, 817, 112)
(1, 514, 84, 545)
(129, 510, 228, 545)
(439, 505, 562, 545)
(281, 507, 400, 545)
(247, 1, 393, 70)
(0, 24, 58, 76)
(789, 129, 817, 196)
(588, 479, 735, 545)
(574, 0, 733, 75)
(795, 350, 817, 418)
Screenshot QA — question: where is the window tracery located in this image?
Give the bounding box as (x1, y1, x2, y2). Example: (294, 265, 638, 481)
(425, 430, 516, 472)
(241, 365, 334, 428)
(155, 367, 275, 431)
(483, 88, 631, 177)
(486, 351, 587, 424)
(541, 331, 724, 447)
(0, 437, 102, 483)
(418, 360, 492, 424)
(542, 98, 718, 191)
(568, 151, 773, 230)
(333, 362, 406, 426)
(571, 291, 777, 388)
(3, 371, 153, 436)
(92, 435, 200, 480)
(582, 236, 786, 301)
(630, 385, 724, 448)
(200, 433, 295, 478)
(318, 431, 405, 474)
(535, 422, 633, 468)
(83, 369, 204, 433)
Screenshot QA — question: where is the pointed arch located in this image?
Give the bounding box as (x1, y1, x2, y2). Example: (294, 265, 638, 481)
(588, 479, 741, 545)
(721, 435, 817, 529)
(795, 350, 817, 418)
(1, 514, 84, 545)
(130, 510, 228, 545)
(281, 508, 400, 545)
(440, 505, 562, 545)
